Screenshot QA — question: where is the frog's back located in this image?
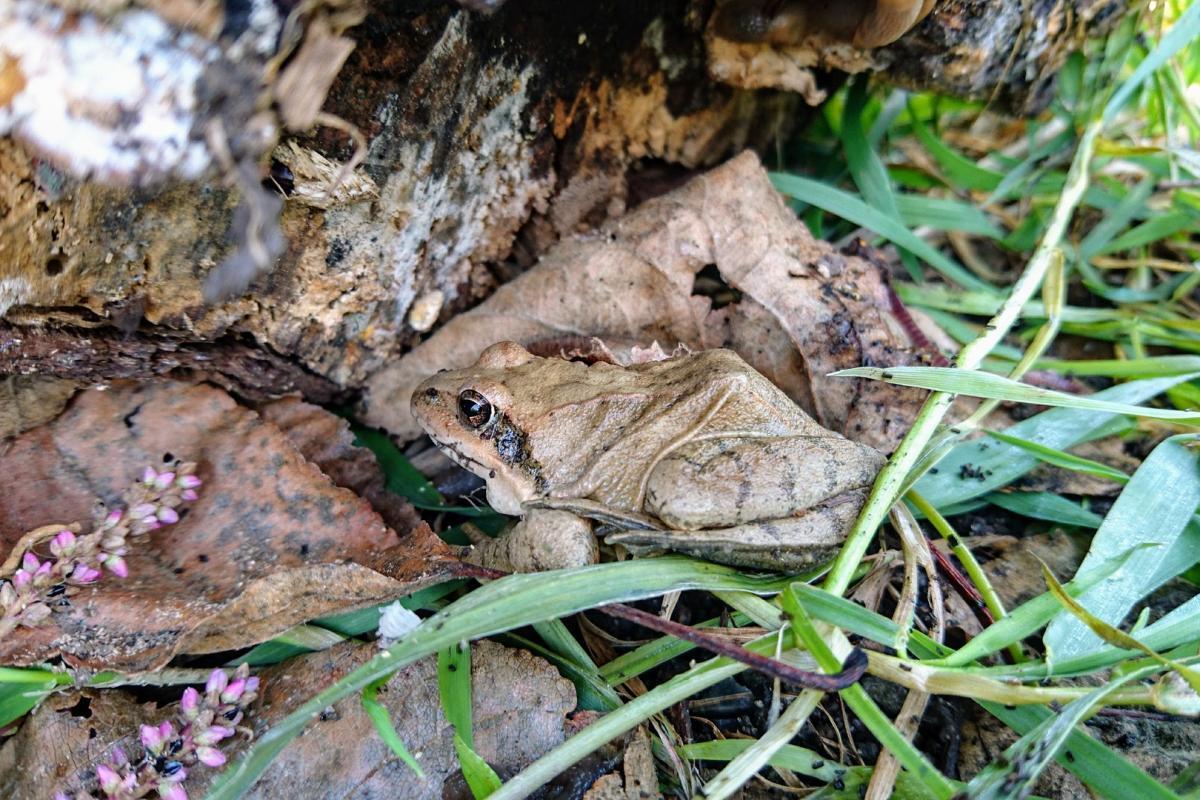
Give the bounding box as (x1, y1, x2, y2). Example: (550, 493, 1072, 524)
(647, 348, 825, 438)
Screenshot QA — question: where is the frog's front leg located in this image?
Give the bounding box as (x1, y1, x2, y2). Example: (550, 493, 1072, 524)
(468, 508, 597, 573)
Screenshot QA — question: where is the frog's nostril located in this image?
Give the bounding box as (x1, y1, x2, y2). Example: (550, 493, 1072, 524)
(423, 387, 439, 401)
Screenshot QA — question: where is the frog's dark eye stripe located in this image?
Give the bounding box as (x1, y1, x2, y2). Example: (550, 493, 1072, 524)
(457, 389, 495, 429)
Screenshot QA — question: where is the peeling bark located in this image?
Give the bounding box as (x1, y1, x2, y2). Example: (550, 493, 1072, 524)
(0, 0, 1129, 404)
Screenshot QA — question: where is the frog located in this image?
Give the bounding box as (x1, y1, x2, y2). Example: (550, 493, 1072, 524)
(410, 341, 886, 572)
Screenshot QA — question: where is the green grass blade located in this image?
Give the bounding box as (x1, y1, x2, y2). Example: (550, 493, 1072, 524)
(455, 732, 503, 798)
(1044, 435, 1200, 662)
(896, 195, 1006, 238)
(907, 110, 1003, 192)
(769, 174, 991, 291)
(985, 491, 1104, 528)
(203, 558, 791, 799)
(916, 374, 1194, 508)
(362, 680, 426, 778)
(965, 667, 1158, 799)
(936, 551, 1126, 668)
(782, 587, 956, 798)
(439, 643, 473, 746)
(841, 78, 922, 282)
(835, 366, 1200, 422)
(984, 429, 1130, 483)
(1103, 0, 1200, 122)
(679, 739, 844, 782)
(985, 702, 1184, 800)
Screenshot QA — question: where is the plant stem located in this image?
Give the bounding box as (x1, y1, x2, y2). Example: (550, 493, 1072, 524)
(822, 119, 1101, 599)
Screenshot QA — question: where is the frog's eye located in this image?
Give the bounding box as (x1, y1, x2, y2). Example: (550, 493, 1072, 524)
(457, 389, 495, 429)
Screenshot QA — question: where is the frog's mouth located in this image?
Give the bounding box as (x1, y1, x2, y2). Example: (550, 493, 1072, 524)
(427, 433, 493, 478)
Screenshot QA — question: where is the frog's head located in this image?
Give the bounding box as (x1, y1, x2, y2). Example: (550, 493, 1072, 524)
(410, 341, 557, 515)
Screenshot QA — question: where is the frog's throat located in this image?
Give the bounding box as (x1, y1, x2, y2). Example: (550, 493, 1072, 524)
(430, 434, 530, 516)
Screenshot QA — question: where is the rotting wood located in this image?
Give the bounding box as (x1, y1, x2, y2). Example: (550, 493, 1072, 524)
(0, 0, 1130, 406)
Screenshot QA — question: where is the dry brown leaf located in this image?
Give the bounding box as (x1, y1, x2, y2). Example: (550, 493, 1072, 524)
(0, 641, 574, 800)
(257, 396, 422, 535)
(0, 689, 176, 800)
(365, 150, 925, 450)
(0, 381, 461, 671)
(240, 640, 574, 799)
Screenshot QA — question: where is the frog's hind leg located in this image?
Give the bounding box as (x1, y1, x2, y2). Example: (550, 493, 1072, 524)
(523, 497, 666, 531)
(644, 435, 884, 530)
(607, 490, 867, 572)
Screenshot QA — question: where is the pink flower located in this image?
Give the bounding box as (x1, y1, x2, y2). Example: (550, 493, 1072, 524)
(130, 503, 156, 519)
(160, 783, 188, 800)
(20, 553, 51, 580)
(180, 687, 200, 717)
(195, 725, 234, 746)
(206, 669, 229, 695)
(177, 474, 202, 490)
(243, 676, 260, 696)
(50, 530, 77, 556)
(103, 508, 124, 528)
(70, 563, 101, 584)
(12, 569, 32, 590)
(95, 763, 121, 794)
(156, 507, 180, 525)
(153, 472, 176, 490)
(141, 722, 167, 752)
(221, 678, 247, 703)
(103, 555, 129, 579)
(142, 466, 158, 484)
(196, 745, 227, 767)
(180, 489, 199, 502)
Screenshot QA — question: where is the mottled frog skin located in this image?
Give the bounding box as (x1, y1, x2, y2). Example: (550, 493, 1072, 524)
(411, 341, 884, 572)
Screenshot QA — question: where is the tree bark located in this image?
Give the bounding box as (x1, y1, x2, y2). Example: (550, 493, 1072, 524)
(0, 0, 1127, 407)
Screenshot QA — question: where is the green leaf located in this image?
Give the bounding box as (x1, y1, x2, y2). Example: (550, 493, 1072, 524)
(769, 173, 991, 291)
(362, 680, 426, 778)
(966, 667, 1159, 799)
(455, 732, 503, 799)
(985, 491, 1104, 528)
(1103, 0, 1200, 122)
(439, 642, 473, 746)
(983, 429, 1130, 484)
(1041, 559, 1200, 692)
(1044, 435, 1200, 662)
(984, 703, 1184, 800)
(916, 374, 1192, 509)
(204, 558, 792, 800)
(834, 366, 1200, 423)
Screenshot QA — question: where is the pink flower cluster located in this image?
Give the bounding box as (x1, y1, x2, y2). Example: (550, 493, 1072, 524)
(0, 462, 202, 638)
(54, 665, 260, 800)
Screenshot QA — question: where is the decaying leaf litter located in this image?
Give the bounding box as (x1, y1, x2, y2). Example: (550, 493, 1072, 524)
(2, 2, 1200, 799)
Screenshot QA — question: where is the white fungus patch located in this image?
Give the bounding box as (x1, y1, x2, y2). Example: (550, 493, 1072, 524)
(0, 0, 218, 183)
(371, 14, 555, 322)
(0, 276, 31, 317)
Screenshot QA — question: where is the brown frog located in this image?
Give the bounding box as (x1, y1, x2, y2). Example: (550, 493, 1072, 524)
(410, 342, 885, 572)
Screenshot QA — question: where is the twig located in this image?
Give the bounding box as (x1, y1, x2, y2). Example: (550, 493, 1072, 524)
(596, 603, 868, 692)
